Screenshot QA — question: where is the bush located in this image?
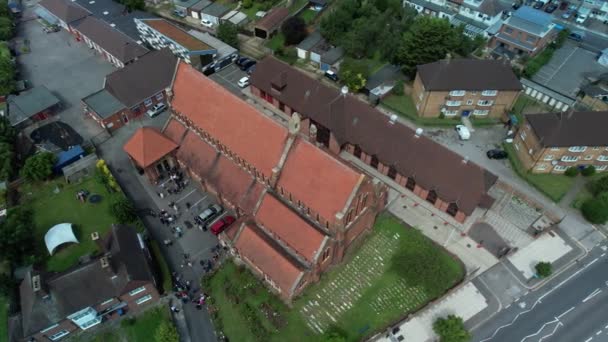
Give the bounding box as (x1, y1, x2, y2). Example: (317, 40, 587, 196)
(523, 47, 555, 78)
(439, 112, 445, 119)
(338, 57, 370, 93)
(582, 165, 596, 177)
(581, 197, 608, 224)
(433, 315, 471, 342)
(155, 321, 179, 342)
(217, 22, 239, 48)
(535, 261, 552, 278)
(121, 317, 137, 327)
(281, 16, 307, 46)
(242, 0, 252, 8)
(592, 175, 608, 196)
(565, 167, 579, 177)
(21, 152, 57, 182)
(392, 80, 404, 96)
(109, 196, 138, 224)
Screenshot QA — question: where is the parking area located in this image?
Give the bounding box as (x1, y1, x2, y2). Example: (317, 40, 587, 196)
(532, 41, 607, 97)
(209, 64, 248, 97)
(16, 5, 117, 141)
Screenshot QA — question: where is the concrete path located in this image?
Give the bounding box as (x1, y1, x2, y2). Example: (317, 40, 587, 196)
(559, 176, 587, 208)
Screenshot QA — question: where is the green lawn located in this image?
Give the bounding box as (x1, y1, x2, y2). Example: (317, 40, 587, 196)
(242, 3, 266, 20)
(266, 33, 285, 50)
(511, 94, 554, 124)
(289, 0, 309, 13)
(75, 307, 172, 342)
(207, 214, 464, 342)
(0, 296, 8, 342)
(503, 143, 575, 202)
(298, 8, 317, 23)
(20, 177, 117, 272)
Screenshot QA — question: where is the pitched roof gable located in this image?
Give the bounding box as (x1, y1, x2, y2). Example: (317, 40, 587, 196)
(39, 0, 90, 23)
(171, 62, 288, 176)
(525, 111, 608, 147)
(123, 127, 178, 168)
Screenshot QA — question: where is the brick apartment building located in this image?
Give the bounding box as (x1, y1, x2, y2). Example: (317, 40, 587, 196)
(513, 111, 608, 173)
(17, 225, 159, 341)
(82, 48, 178, 132)
(250, 57, 498, 224)
(412, 58, 522, 118)
(490, 6, 557, 57)
(125, 62, 386, 300)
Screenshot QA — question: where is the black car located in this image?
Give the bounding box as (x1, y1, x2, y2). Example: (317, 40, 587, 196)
(487, 149, 508, 159)
(246, 64, 256, 75)
(533, 1, 544, 9)
(324, 70, 339, 82)
(236, 57, 250, 67)
(545, 4, 558, 12)
(240, 60, 256, 71)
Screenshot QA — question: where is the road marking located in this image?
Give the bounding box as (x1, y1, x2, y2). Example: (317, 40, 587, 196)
(479, 306, 537, 342)
(539, 321, 563, 342)
(505, 304, 511, 309)
(587, 257, 599, 267)
(557, 306, 575, 319)
(597, 331, 602, 335)
(190, 195, 208, 209)
(520, 318, 560, 342)
(585, 337, 593, 342)
(538, 267, 586, 302)
(603, 253, 607, 257)
(605, 324, 608, 329)
(583, 288, 602, 303)
(175, 189, 196, 203)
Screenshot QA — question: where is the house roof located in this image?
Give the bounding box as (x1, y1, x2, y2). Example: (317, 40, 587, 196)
(251, 57, 497, 215)
(365, 64, 403, 91)
(309, 0, 327, 5)
(72, 16, 148, 63)
(255, 193, 326, 263)
(162, 118, 188, 144)
(123, 127, 178, 168)
(507, 6, 553, 36)
(255, 7, 288, 31)
(172, 0, 200, 9)
(82, 89, 125, 119)
(417, 58, 522, 91)
(188, 30, 238, 58)
(72, 0, 156, 40)
(234, 224, 304, 294)
(7, 86, 60, 126)
(38, 0, 89, 24)
(105, 48, 178, 107)
(171, 62, 288, 177)
(141, 19, 213, 52)
(201, 2, 229, 17)
(320, 46, 344, 65)
(19, 225, 154, 337)
(278, 139, 361, 224)
(191, 0, 212, 11)
(297, 31, 322, 51)
(525, 111, 608, 147)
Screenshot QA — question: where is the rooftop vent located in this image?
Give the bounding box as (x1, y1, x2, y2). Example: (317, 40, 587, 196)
(110, 23, 116, 27)
(32, 275, 41, 292)
(100, 256, 110, 268)
(389, 114, 398, 125)
(415, 127, 423, 136)
(103, 11, 109, 15)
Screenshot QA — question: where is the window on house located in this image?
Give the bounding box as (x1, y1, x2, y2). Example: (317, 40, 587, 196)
(481, 90, 498, 96)
(406, 177, 416, 191)
(477, 100, 494, 106)
(426, 190, 438, 204)
(446, 100, 462, 106)
(449, 90, 465, 96)
(444, 110, 458, 116)
(505, 27, 513, 34)
(568, 146, 587, 152)
(585, 155, 593, 160)
(144, 98, 153, 107)
(526, 36, 536, 43)
(561, 156, 579, 162)
(49, 330, 70, 341)
(536, 164, 547, 171)
(598, 155, 608, 161)
(597, 165, 607, 171)
(446, 203, 458, 217)
(551, 147, 560, 151)
(466, 100, 473, 105)
(593, 147, 600, 150)
(544, 155, 554, 161)
(155, 93, 164, 101)
(129, 286, 146, 296)
(520, 131, 526, 141)
(135, 294, 152, 305)
(554, 165, 567, 171)
(322, 248, 331, 261)
(473, 110, 489, 116)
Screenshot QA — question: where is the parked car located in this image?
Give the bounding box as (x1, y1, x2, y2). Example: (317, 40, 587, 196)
(559, 1, 569, 10)
(210, 215, 236, 235)
(545, 4, 558, 12)
(201, 19, 213, 27)
(198, 204, 224, 225)
(512, 1, 521, 9)
(43, 25, 60, 33)
(562, 8, 575, 18)
(568, 31, 585, 41)
(172, 9, 186, 18)
(455, 125, 471, 140)
(324, 70, 338, 82)
(240, 60, 256, 71)
(236, 57, 250, 67)
(237, 76, 250, 88)
(146, 103, 166, 118)
(486, 149, 508, 159)
(533, 1, 544, 9)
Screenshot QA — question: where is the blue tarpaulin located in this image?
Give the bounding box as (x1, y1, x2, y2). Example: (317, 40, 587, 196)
(54, 145, 85, 173)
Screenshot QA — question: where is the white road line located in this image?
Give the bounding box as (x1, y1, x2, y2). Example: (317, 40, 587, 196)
(587, 257, 599, 267)
(557, 306, 575, 319)
(585, 337, 593, 342)
(539, 322, 563, 342)
(505, 304, 511, 309)
(175, 189, 196, 203)
(538, 267, 586, 302)
(479, 306, 537, 342)
(190, 195, 208, 209)
(605, 324, 608, 329)
(597, 331, 602, 335)
(520, 318, 560, 342)
(583, 289, 602, 303)
(602, 253, 606, 257)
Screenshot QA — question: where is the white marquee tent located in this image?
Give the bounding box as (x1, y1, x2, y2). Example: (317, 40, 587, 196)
(44, 223, 79, 255)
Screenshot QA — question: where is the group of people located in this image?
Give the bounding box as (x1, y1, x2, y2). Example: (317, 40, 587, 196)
(171, 272, 209, 312)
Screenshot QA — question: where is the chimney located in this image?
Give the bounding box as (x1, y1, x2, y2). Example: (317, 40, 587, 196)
(31, 274, 41, 292)
(288, 112, 301, 136)
(309, 124, 318, 142)
(100, 256, 110, 268)
(462, 157, 469, 164)
(340, 86, 349, 97)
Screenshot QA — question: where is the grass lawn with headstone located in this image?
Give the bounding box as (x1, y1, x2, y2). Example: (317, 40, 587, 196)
(207, 213, 464, 341)
(20, 177, 117, 272)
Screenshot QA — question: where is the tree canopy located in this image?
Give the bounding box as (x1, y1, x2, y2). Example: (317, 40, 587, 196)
(0, 207, 36, 265)
(116, 0, 145, 12)
(0, 142, 14, 181)
(21, 152, 56, 182)
(155, 321, 180, 342)
(433, 315, 471, 342)
(581, 196, 608, 224)
(109, 195, 138, 224)
(338, 57, 369, 93)
(281, 16, 307, 46)
(217, 22, 239, 48)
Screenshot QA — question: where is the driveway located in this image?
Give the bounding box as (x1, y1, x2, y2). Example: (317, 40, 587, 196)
(16, 5, 116, 141)
(209, 64, 248, 97)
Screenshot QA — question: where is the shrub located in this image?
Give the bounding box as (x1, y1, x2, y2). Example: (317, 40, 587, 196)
(591, 175, 608, 196)
(535, 261, 552, 278)
(439, 112, 445, 119)
(121, 317, 136, 327)
(582, 165, 596, 177)
(581, 197, 608, 224)
(565, 167, 579, 177)
(109, 195, 138, 223)
(21, 152, 57, 182)
(242, 0, 252, 8)
(392, 80, 404, 95)
(433, 315, 471, 342)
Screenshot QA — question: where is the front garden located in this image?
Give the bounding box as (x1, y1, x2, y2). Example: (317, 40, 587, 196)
(205, 213, 464, 341)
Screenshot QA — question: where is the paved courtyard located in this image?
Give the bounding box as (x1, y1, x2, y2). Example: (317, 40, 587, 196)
(209, 64, 248, 97)
(508, 232, 573, 279)
(17, 4, 117, 141)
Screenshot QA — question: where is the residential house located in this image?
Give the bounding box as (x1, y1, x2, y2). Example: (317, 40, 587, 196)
(490, 6, 557, 57)
(135, 18, 217, 69)
(580, 74, 608, 111)
(37, 0, 89, 31)
(6, 86, 61, 129)
(172, 0, 200, 13)
(200, 2, 230, 26)
(513, 111, 608, 173)
(82, 48, 178, 132)
(16, 225, 160, 342)
(412, 58, 522, 118)
(72, 0, 156, 40)
(296, 32, 344, 71)
(125, 62, 386, 300)
(254, 7, 289, 39)
(221, 10, 248, 26)
(188, 0, 211, 20)
(250, 57, 497, 223)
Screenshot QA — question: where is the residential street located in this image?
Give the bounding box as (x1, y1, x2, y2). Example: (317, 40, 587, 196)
(474, 243, 608, 342)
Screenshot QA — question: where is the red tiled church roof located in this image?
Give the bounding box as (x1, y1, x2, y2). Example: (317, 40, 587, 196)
(162, 118, 188, 144)
(235, 224, 304, 294)
(123, 127, 178, 168)
(255, 194, 325, 263)
(278, 139, 361, 224)
(171, 62, 288, 177)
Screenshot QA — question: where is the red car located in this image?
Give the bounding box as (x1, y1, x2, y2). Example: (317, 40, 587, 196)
(210, 215, 235, 235)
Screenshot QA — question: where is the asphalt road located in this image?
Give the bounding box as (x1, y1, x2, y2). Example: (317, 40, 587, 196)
(555, 19, 608, 53)
(474, 243, 608, 342)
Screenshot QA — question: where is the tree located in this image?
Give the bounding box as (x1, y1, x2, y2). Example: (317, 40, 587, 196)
(591, 175, 608, 196)
(0, 116, 16, 144)
(0, 207, 36, 265)
(433, 315, 471, 342)
(109, 196, 138, 224)
(116, 0, 145, 12)
(565, 167, 579, 177)
(338, 57, 369, 93)
(535, 261, 552, 278)
(0, 55, 14, 96)
(217, 22, 239, 48)
(21, 152, 56, 182)
(0, 142, 14, 181)
(321, 326, 348, 342)
(281, 16, 308, 46)
(582, 165, 596, 177)
(581, 197, 608, 224)
(155, 321, 179, 342)
(0, 17, 13, 41)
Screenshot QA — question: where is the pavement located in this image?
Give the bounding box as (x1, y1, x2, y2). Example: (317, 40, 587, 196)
(473, 242, 608, 342)
(209, 64, 249, 97)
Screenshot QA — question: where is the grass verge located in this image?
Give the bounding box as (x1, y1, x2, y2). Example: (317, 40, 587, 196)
(0, 296, 7, 342)
(503, 143, 575, 202)
(381, 95, 459, 127)
(150, 240, 173, 294)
